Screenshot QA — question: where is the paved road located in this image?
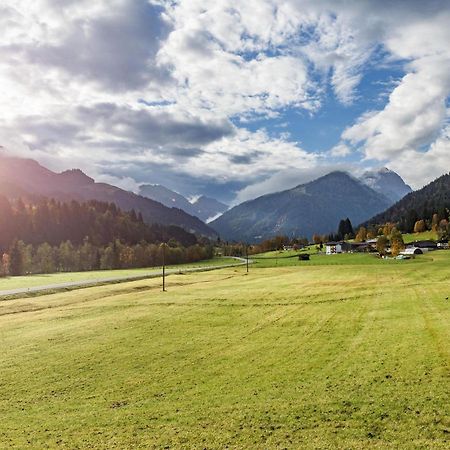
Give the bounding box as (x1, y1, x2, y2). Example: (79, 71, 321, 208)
(0, 257, 251, 298)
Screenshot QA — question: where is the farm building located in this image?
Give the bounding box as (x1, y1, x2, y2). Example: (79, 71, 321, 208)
(326, 242, 342, 254)
(325, 241, 375, 255)
(410, 240, 437, 250)
(325, 241, 352, 254)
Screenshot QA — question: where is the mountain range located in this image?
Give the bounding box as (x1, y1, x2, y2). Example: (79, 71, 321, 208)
(211, 169, 411, 241)
(0, 154, 217, 238)
(360, 167, 412, 203)
(0, 154, 416, 243)
(364, 171, 450, 231)
(139, 184, 228, 222)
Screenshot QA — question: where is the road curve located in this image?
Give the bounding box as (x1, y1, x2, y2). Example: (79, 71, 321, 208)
(0, 257, 252, 298)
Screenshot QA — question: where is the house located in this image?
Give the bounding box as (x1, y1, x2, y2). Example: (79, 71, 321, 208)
(325, 241, 352, 254)
(410, 240, 437, 250)
(326, 242, 342, 254)
(351, 242, 377, 253)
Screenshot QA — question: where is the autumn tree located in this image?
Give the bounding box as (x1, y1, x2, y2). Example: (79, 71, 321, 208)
(355, 226, 367, 242)
(390, 228, 405, 256)
(1, 253, 10, 277)
(431, 213, 439, 232)
(413, 219, 426, 233)
(376, 235, 388, 256)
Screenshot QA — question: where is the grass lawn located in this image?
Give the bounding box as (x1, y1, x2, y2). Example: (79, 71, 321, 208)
(252, 251, 435, 268)
(0, 252, 449, 448)
(0, 257, 238, 291)
(403, 230, 438, 243)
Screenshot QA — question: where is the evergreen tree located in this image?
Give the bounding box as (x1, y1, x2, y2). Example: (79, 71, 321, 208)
(9, 239, 24, 276)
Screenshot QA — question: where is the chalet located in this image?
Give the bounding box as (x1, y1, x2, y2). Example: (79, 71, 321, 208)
(351, 242, 377, 253)
(409, 240, 437, 250)
(325, 241, 352, 254)
(326, 242, 342, 254)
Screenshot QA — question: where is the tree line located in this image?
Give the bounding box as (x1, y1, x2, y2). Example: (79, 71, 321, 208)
(220, 235, 309, 257)
(0, 196, 213, 276)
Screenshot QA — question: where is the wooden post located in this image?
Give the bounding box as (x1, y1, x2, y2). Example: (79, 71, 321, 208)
(161, 242, 166, 292)
(246, 243, 249, 273)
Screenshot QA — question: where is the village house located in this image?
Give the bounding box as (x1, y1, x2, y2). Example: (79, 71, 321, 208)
(325, 241, 352, 254)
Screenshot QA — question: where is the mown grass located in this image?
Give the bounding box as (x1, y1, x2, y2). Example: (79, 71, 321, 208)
(0, 257, 237, 291)
(403, 230, 438, 243)
(253, 251, 435, 268)
(0, 252, 449, 449)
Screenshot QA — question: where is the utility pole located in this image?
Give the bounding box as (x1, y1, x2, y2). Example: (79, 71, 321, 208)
(161, 242, 166, 292)
(246, 243, 249, 273)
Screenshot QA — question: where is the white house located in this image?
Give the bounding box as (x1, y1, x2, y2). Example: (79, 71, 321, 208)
(326, 242, 343, 255)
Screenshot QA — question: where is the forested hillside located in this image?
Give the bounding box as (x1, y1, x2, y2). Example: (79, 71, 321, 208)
(0, 196, 213, 276)
(0, 155, 217, 238)
(211, 172, 391, 241)
(364, 173, 450, 232)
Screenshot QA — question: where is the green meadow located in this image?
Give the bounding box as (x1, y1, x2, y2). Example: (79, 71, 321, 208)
(403, 230, 438, 243)
(0, 252, 449, 449)
(0, 257, 238, 291)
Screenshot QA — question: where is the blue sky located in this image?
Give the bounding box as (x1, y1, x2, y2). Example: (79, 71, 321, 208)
(0, 0, 449, 204)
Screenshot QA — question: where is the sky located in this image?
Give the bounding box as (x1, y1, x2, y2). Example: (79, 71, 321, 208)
(0, 0, 449, 204)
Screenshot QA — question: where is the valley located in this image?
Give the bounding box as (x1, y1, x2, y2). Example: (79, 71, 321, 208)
(1, 251, 449, 448)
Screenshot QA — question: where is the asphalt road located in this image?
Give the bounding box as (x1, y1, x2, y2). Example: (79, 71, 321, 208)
(0, 257, 251, 298)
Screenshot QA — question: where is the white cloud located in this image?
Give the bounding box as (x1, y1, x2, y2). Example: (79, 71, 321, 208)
(340, 7, 450, 170)
(388, 125, 450, 189)
(0, 0, 449, 203)
(343, 55, 450, 160)
(330, 142, 351, 157)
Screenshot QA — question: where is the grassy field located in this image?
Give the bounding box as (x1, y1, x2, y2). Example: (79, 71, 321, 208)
(0, 252, 449, 448)
(403, 230, 438, 243)
(0, 257, 238, 291)
(252, 252, 437, 268)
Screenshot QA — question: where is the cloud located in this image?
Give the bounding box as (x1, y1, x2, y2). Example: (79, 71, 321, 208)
(339, 5, 450, 165)
(388, 125, 450, 189)
(0, 0, 449, 205)
(330, 143, 351, 157)
(20, 0, 172, 92)
(342, 55, 450, 160)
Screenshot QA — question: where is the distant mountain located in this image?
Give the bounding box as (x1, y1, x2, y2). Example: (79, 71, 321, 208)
(140, 184, 198, 216)
(191, 196, 228, 222)
(360, 167, 412, 203)
(363, 172, 450, 232)
(210, 171, 392, 241)
(139, 185, 228, 222)
(0, 154, 216, 238)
